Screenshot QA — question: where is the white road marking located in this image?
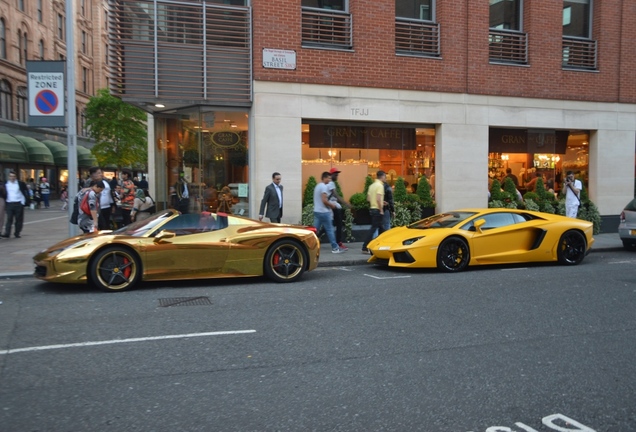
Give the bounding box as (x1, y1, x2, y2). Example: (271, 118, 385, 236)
(364, 274, 411, 280)
(23, 215, 69, 225)
(0, 330, 256, 355)
(500, 267, 528, 271)
(608, 260, 636, 264)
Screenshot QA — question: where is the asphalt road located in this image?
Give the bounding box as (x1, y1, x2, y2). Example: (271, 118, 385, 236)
(1, 250, 635, 432)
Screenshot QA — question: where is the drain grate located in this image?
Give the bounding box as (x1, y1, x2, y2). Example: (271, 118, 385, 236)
(158, 296, 213, 307)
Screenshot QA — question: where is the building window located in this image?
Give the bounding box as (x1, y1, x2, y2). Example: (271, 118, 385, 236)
(105, 43, 108, 65)
(82, 31, 87, 54)
(0, 80, 12, 120)
(57, 14, 64, 40)
(18, 30, 27, 65)
(82, 67, 88, 93)
(17, 0, 25, 12)
(104, 10, 108, 30)
(489, 0, 527, 65)
(395, 1, 439, 57)
(0, 19, 6, 59)
(38, 0, 43, 22)
(301, 0, 352, 49)
(396, 0, 434, 21)
(81, 0, 86, 16)
(39, 39, 44, 59)
(562, 0, 596, 70)
(17, 87, 27, 123)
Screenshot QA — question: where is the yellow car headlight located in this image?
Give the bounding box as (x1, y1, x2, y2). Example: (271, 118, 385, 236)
(402, 236, 425, 246)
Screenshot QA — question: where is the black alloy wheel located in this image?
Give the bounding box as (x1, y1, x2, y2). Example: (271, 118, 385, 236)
(437, 237, 470, 272)
(264, 239, 307, 283)
(557, 230, 587, 265)
(89, 246, 141, 292)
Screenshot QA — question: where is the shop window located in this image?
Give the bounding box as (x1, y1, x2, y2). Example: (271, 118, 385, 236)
(489, 0, 527, 65)
(488, 128, 589, 195)
(301, 123, 436, 203)
(158, 108, 250, 215)
(0, 80, 13, 120)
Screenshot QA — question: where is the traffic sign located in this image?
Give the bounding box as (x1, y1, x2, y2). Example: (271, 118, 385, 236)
(27, 61, 66, 127)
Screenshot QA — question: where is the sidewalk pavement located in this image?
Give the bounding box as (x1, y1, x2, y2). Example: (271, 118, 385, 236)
(0, 207, 625, 279)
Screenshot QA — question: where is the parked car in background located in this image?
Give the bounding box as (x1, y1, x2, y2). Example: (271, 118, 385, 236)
(618, 198, 636, 250)
(367, 208, 594, 272)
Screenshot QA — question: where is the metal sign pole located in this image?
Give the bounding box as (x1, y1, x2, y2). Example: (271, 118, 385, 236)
(66, 0, 78, 237)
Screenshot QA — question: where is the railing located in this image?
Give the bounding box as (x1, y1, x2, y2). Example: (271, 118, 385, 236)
(489, 29, 528, 65)
(301, 7, 352, 50)
(562, 37, 597, 70)
(395, 19, 440, 57)
(108, 0, 252, 105)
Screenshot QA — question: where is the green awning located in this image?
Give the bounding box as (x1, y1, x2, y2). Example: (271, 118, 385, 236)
(77, 145, 97, 167)
(13, 135, 55, 165)
(0, 133, 28, 163)
(41, 140, 68, 166)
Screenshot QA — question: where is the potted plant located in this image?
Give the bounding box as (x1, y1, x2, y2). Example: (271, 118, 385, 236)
(349, 175, 373, 225)
(416, 175, 436, 218)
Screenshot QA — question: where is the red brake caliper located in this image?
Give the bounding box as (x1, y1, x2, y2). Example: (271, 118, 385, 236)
(122, 257, 132, 278)
(273, 251, 281, 267)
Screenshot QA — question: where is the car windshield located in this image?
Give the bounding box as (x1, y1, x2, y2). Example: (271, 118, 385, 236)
(112, 210, 176, 237)
(408, 212, 476, 229)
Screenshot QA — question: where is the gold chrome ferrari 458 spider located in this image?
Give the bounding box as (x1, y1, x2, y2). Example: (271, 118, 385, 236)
(367, 208, 594, 272)
(34, 210, 320, 291)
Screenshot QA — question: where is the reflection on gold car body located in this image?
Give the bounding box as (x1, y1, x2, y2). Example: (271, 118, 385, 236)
(34, 210, 320, 291)
(367, 208, 594, 272)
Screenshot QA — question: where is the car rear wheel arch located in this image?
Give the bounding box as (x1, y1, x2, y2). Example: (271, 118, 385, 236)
(263, 238, 309, 283)
(88, 244, 143, 292)
(436, 235, 470, 272)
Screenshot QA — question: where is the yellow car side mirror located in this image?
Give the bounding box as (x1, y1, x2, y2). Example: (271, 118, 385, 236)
(473, 219, 486, 233)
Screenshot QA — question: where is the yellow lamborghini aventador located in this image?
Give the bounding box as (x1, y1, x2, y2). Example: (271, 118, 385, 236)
(367, 208, 594, 271)
(33, 210, 320, 291)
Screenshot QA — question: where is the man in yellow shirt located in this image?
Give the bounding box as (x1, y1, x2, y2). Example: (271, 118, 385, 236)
(362, 170, 387, 254)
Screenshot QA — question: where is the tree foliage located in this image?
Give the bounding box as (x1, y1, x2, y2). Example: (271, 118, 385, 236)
(84, 88, 148, 168)
(303, 176, 317, 207)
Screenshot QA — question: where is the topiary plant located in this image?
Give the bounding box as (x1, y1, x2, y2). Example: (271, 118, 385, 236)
(303, 176, 317, 207)
(393, 177, 408, 203)
(416, 175, 435, 208)
(490, 179, 504, 201)
(363, 175, 373, 195)
(349, 192, 369, 211)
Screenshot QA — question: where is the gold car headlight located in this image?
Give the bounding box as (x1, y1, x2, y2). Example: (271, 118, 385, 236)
(402, 236, 425, 246)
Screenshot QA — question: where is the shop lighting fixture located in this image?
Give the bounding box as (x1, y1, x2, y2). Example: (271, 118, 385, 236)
(231, 122, 237, 128)
(154, 103, 165, 108)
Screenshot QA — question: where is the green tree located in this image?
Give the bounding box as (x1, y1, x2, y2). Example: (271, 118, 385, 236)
(85, 88, 148, 168)
(416, 175, 435, 208)
(303, 176, 317, 207)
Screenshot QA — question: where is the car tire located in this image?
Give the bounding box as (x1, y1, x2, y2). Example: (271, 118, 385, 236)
(557, 230, 587, 265)
(622, 240, 636, 251)
(89, 246, 141, 292)
(264, 239, 307, 283)
(437, 237, 470, 272)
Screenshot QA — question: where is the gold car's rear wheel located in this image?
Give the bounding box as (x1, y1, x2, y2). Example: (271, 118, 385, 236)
(89, 247, 141, 292)
(437, 236, 470, 272)
(264, 239, 306, 283)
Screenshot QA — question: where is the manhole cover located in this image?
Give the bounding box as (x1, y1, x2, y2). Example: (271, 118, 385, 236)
(158, 296, 213, 307)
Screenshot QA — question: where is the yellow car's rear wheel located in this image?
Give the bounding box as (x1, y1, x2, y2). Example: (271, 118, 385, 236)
(264, 239, 306, 283)
(89, 247, 141, 292)
(557, 230, 586, 265)
(437, 237, 470, 272)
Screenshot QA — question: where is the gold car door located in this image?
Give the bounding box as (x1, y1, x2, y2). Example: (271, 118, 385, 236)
(468, 213, 538, 263)
(141, 220, 230, 280)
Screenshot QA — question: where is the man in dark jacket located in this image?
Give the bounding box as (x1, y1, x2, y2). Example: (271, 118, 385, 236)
(258, 172, 283, 223)
(2, 171, 31, 238)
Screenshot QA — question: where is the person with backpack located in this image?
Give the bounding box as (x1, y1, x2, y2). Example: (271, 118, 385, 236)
(77, 180, 105, 233)
(130, 189, 156, 222)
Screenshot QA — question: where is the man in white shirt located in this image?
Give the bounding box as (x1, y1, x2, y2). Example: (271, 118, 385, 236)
(2, 171, 30, 238)
(562, 170, 583, 218)
(86, 167, 115, 230)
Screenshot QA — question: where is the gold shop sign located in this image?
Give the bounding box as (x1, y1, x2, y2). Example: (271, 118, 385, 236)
(210, 131, 241, 149)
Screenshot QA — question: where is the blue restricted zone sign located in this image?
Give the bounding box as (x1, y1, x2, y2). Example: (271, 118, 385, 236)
(35, 90, 59, 115)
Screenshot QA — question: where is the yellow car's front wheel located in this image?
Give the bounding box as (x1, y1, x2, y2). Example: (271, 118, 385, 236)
(437, 236, 470, 272)
(89, 247, 141, 292)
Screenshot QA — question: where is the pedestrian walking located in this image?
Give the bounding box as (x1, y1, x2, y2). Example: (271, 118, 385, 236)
(362, 170, 387, 254)
(0, 177, 6, 235)
(77, 180, 105, 234)
(326, 167, 352, 250)
(172, 173, 190, 214)
(39, 177, 51, 208)
(120, 169, 136, 225)
(2, 171, 31, 238)
(314, 171, 345, 254)
(258, 172, 283, 223)
(60, 186, 69, 210)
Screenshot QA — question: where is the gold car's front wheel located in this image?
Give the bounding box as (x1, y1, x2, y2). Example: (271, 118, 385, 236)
(264, 239, 307, 283)
(89, 247, 141, 292)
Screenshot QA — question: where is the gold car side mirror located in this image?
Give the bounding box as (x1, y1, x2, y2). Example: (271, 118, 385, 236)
(153, 230, 176, 243)
(473, 219, 486, 233)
